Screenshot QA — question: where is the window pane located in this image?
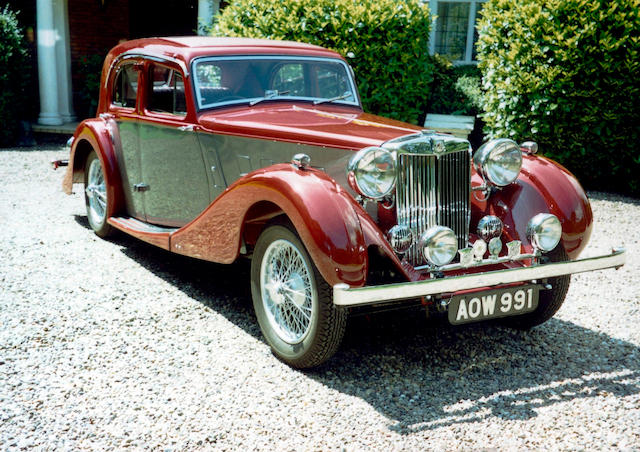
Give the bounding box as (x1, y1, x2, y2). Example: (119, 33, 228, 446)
(315, 63, 352, 100)
(192, 57, 358, 109)
(434, 2, 470, 61)
(149, 65, 186, 116)
(173, 73, 186, 115)
(472, 2, 484, 61)
(272, 63, 305, 96)
(113, 64, 139, 108)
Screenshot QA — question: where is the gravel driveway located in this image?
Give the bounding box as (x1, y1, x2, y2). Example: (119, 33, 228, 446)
(1, 145, 639, 450)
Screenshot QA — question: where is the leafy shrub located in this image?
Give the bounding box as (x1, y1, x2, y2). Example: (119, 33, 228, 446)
(213, 0, 432, 124)
(0, 5, 28, 146)
(76, 54, 105, 118)
(427, 55, 482, 116)
(476, 0, 640, 195)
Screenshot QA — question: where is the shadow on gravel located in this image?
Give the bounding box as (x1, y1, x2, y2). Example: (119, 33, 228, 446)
(76, 214, 640, 433)
(318, 313, 640, 433)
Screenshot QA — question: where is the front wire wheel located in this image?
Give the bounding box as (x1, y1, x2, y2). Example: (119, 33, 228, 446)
(84, 151, 114, 237)
(251, 225, 347, 368)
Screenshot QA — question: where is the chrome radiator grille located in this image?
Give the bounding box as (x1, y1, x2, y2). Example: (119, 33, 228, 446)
(396, 151, 471, 265)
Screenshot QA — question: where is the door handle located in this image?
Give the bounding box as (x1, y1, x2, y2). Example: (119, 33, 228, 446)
(133, 183, 149, 192)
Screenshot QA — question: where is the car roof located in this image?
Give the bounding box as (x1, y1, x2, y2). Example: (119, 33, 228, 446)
(109, 37, 344, 64)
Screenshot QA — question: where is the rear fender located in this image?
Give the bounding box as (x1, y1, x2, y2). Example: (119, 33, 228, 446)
(63, 119, 125, 218)
(471, 154, 593, 260)
(170, 164, 408, 287)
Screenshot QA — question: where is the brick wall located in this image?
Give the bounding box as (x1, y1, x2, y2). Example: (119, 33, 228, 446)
(68, 0, 130, 118)
(69, 0, 130, 62)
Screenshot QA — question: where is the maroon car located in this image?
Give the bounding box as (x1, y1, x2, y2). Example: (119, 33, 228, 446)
(59, 37, 625, 368)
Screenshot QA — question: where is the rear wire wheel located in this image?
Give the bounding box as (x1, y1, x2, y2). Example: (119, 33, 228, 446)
(251, 225, 347, 368)
(84, 151, 114, 238)
(502, 246, 571, 329)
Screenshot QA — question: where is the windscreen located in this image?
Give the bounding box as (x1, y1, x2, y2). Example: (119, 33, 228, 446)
(192, 56, 358, 109)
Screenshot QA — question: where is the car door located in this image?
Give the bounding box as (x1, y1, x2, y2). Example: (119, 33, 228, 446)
(138, 62, 211, 227)
(109, 60, 145, 220)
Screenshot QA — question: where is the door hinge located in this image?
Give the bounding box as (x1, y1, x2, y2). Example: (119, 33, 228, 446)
(133, 183, 149, 192)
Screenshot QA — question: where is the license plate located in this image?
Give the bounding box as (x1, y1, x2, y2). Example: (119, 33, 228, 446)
(448, 285, 540, 325)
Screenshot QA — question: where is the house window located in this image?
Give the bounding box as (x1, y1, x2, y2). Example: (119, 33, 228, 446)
(429, 0, 486, 64)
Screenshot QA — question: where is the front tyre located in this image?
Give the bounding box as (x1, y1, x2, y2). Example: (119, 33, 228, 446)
(503, 246, 570, 329)
(84, 151, 114, 238)
(251, 225, 347, 368)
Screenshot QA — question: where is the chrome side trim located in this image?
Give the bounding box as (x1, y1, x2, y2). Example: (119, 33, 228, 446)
(333, 248, 626, 307)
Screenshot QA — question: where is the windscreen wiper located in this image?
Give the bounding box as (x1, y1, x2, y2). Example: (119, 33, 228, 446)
(313, 92, 353, 105)
(249, 90, 291, 106)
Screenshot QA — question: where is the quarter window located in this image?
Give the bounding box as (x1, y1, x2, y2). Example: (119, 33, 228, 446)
(148, 65, 187, 116)
(112, 64, 139, 108)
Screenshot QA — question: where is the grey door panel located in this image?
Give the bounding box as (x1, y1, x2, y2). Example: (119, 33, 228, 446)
(138, 122, 210, 227)
(211, 133, 352, 190)
(115, 119, 145, 219)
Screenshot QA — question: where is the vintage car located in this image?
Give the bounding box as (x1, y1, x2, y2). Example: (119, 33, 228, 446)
(59, 37, 625, 368)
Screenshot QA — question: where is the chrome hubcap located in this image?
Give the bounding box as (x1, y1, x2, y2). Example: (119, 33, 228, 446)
(86, 158, 107, 226)
(260, 239, 315, 344)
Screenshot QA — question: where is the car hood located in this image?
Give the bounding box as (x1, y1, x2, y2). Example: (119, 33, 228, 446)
(197, 104, 423, 150)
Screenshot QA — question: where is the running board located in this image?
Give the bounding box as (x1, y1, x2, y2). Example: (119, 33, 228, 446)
(108, 216, 178, 250)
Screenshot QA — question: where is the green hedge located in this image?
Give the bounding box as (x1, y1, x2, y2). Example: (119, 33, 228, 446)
(0, 5, 28, 146)
(213, 0, 432, 124)
(427, 56, 482, 116)
(476, 0, 640, 195)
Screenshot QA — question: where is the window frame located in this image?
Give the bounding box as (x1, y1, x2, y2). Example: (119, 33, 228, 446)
(428, 0, 486, 65)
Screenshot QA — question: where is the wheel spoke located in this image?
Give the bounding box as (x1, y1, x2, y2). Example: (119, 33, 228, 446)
(260, 238, 315, 344)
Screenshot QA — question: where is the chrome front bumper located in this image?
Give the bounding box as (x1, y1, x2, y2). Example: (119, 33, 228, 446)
(333, 248, 626, 307)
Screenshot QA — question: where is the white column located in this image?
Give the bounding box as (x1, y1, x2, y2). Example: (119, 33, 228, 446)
(37, 0, 63, 125)
(198, 0, 220, 35)
(53, 0, 75, 122)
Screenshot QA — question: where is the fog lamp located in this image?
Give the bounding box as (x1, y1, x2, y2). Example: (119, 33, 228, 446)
(387, 225, 413, 254)
(527, 213, 562, 252)
(419, 226, 457, 266)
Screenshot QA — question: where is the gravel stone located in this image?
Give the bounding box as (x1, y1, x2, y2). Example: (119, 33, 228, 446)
(0, 145, 638, 450)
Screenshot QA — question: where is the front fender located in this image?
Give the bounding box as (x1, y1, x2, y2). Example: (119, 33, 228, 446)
(63, 119, 125, 218)
(170, 164, 395, 287)
(472, 154, 593, 260)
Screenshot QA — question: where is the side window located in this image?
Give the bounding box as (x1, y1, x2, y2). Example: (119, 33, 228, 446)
(148, 65, 187, 116)
(112, 64, 139, 108)
(272, 63, 305, 96)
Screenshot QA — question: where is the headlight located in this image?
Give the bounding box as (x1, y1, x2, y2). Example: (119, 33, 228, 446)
(347, 147, 395, 199)
(419, 226, 458, 266)
(527, 213, 562, 252)
(473, 138, 522, 187)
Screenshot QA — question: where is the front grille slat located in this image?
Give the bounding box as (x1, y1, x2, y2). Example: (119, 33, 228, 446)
(397, 151, 470, 266)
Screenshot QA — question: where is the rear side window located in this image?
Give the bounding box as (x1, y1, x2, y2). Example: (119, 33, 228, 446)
(148, 65, 187, 116)
(112, 64, 139, 108)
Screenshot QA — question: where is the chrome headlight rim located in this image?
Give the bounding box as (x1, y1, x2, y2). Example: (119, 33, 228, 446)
(347, 146, 396, 200)
(473, 138, 523, 187)
(527, 213, 562, 252)
(419, 225, 458, 267)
